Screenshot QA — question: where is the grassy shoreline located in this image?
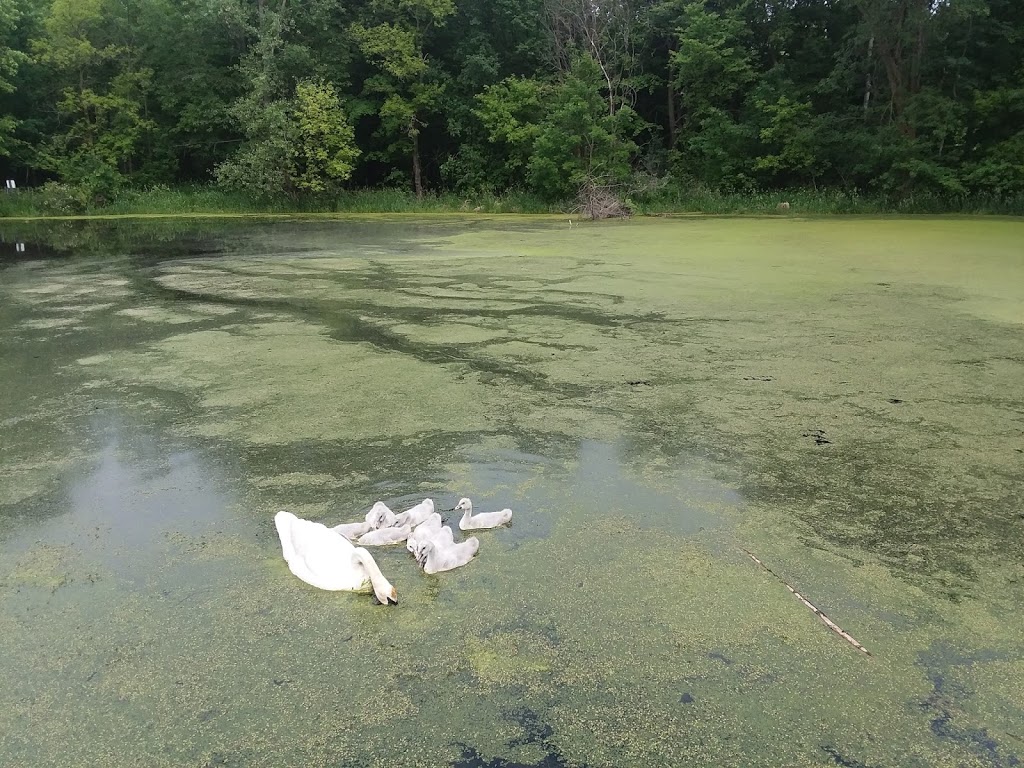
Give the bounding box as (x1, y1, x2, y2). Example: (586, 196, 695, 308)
(1, 184, 1021, 219)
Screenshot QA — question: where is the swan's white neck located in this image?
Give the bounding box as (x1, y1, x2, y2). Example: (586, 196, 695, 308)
(352, 547, 394, 603)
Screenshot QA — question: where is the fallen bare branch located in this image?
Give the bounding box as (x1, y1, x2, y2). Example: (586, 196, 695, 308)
(743, 548, 871, 656)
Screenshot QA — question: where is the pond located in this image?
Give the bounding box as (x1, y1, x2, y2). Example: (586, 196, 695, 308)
(1, 214, 1023, 767)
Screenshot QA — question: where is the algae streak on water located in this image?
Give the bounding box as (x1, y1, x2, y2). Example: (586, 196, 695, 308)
(0, 216, 1022, 767)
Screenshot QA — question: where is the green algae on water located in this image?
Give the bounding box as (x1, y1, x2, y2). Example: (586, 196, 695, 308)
(0, 215, 1022, 767)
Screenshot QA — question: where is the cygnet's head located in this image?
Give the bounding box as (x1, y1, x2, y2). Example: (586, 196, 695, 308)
(369, 501, 395, 529)
(454, 498, 472, 513)
(415, 539, 433, 565)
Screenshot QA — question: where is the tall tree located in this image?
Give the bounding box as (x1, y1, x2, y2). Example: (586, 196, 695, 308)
(351, 0, 455, 198)
(670, 0, 756, 187)
(0, 0, 27, 157)
(545, 0, 647, 116)
(30, 0, 155, 195)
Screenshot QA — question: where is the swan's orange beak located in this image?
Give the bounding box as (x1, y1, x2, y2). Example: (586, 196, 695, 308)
(387, 587, 398, 605)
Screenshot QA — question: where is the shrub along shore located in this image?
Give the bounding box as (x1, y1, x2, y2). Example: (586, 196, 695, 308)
(1, 184, 1020, 221)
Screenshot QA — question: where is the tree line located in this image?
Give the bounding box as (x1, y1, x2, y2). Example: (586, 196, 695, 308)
(0, 0, 1021, 206)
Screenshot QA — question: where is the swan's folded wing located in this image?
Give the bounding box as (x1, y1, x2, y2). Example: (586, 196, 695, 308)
(289, 518, 348, 574)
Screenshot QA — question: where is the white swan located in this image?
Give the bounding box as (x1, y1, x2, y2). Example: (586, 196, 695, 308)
(357, 524, 412, 546)
(393, 498, 435, 528)
(332, 501, 396, 541)
(405, 513, 442, 554)
(410, 524, 455, 564)
(275, 510, 397, 604)
(454, 497, 512, 530)
(420, 536, 480, 574)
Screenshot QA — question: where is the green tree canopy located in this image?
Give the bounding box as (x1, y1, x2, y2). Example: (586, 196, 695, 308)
(0, 0, 1019, 206)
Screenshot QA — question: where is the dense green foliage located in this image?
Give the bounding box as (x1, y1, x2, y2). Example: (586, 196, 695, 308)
(0, 0, 1021, 210)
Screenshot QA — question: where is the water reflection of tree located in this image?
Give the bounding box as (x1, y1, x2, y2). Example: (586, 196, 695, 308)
(0, 218, 253, 261)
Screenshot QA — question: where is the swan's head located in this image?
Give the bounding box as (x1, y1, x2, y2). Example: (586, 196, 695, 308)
(424, 498, 435, 513)
(454, 498, 472, 513)
(353, 546, 398, 606)
(375, 581, 398, 606)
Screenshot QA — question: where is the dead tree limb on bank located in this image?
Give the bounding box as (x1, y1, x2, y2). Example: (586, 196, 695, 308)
(575, 178, 632, 220)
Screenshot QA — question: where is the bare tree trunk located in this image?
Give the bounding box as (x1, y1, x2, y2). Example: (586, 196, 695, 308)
(879, 43, 908, 130)
(411, 130, 423, 200)
(597, 58, 615, 116)
(544, 0, 638, 115)
(910, 3, 925, 95)
(863, 36, 874, 116)
(857, 0, 931, 135)
(667, 80, 677, 148)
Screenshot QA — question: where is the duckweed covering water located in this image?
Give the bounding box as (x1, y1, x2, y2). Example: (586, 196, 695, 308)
(1, 215, 1022, 767)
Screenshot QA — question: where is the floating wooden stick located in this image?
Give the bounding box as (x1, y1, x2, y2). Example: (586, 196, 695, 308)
(742, 548, 871, 656)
